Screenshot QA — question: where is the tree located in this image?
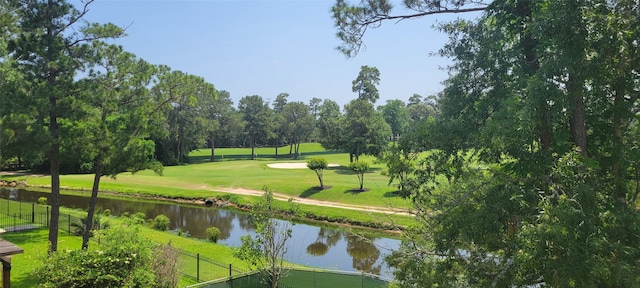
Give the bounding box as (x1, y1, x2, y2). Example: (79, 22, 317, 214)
(233, 187, 295, 288)
(352, 65, 381, 104)
(78, 43, 163, 250)
(308, 97, 322, 119)
(150, 70, 216, 165)
(331, 0, 488, 57)
(406, 93, 438, 125)
(272, 93, 288, 156)
(378, 142, 416, 198)
(9, 0, 124, 252)
(238, 95, 275, 160)
(342, 99, 391, 162)
(306, 157, 328, 189)
(206, 90, 244, 161)
(334, 0, 640, 286)
(316, 99, 343, 151)
(375, 1, 640, 286)
(282, 102, 315, 158)
(378, 99, 410, 141)
(349, 160, 369, 191)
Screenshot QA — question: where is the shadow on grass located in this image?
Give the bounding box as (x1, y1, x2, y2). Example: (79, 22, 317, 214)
(343, 188, 370, 195)
(299, 186, 332, 198)
(333, 167, 382, 175)
(189, 153, 303, 164)
(384, 190, 405, 198)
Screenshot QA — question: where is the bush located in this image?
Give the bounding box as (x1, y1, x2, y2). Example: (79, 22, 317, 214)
(37, 197, 47, 205)
(34, 225, 172, 287)
(206, 226, 221, 242)
(150, 214, 170, 231)
(123, 212, 147, 225)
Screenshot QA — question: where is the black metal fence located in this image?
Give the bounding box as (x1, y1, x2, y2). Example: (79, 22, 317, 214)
(181, 252, 249, 283)
(0, 197, 91, 235)
(185, 268, 390, 288)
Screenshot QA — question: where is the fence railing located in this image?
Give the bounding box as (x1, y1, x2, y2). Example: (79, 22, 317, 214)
(180, 252, 249, 283)
(185, 267, 391, 288)
(0, 198, 88, 235)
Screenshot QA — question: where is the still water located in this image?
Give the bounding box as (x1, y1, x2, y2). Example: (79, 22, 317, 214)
(0, 188, 399, 279)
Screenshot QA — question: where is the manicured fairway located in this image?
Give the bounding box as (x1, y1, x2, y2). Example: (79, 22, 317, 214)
(22, 143, 411, 209)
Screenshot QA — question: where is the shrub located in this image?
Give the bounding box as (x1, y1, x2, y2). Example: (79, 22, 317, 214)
(150, 214, 170, 231)
(123, 212, 147, 225)
(206, 226, 221, 242)
(37, 197, 47, 205)
(34, 225, 173, 287)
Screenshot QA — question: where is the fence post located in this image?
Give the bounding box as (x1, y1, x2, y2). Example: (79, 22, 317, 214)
(31, 203, 35, 223)
(46, 206, 49, 227)
(196, 253, 200, 282)
(13, 213, 15, 228)
(229, 263, 232, 278)
(68, 214, 71, 234)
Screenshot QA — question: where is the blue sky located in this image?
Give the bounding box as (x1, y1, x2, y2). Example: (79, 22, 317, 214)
(78, 0, 481, 108)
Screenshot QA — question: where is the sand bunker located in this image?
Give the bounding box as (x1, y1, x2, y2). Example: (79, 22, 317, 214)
(267, 163, 340, 169)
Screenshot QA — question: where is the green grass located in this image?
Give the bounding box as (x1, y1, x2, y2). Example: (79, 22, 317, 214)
(9, 143, 414, 228)
(1, 212, 253, 287)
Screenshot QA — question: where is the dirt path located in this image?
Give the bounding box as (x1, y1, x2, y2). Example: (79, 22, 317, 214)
(214, 187, 412, 216)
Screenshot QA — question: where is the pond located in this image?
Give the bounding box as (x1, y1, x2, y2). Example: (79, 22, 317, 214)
(0, 188, 400, 279)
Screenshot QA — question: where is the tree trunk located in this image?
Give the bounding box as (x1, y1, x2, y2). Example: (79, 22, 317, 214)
(210, 134, 215, 162)
(250, 134, 255, 160)
(82, 158, 103, 250)
(47, 45, 60, 252)
(517, 0, 552, 153)
(177, 116, 184, 163)
(612, 79, 627, 206)
(316, 170, 324, 188)
(289, 143, 293, 155)
(568, 72, 587, 155)
(48, 103, 61, 252)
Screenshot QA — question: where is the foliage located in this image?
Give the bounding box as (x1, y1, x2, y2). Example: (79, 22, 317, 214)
(37, 197, 47, 205)
(34, 224, 179, 288)
(150, 70, 217, 165)
(307, 157, 329, 188)
(233, 187, 295, 288)
(352, 65, 381, 104)
(282, 101, 315, 158)
(349, 160, 369, 191)
(368, 0, 640, 286)
(378, 99, 410, 141)
(151, 242, 182, 288)
(150, 214, 171, 231)
(341, 99, 391, 161)
(8, 0, 125, 252)
(378, 144, 416, 198)
(239, 95, 276, 160)
(205, 226, 221, 242)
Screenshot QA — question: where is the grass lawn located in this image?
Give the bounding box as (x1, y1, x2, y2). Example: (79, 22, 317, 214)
(21, 143, 410, 207)
(7, 143, 414, 228)
(2, 215, 253, 287)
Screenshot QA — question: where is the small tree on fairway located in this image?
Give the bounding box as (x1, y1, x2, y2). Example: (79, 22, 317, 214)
(349, 160, 369, 191)
(307, 157, 328, 189)
(233, 187, 294, 288)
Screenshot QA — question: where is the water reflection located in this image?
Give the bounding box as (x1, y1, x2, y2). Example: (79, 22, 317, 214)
(0, 188, 398, 278)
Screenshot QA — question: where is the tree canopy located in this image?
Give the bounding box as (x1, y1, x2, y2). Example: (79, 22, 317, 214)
(335, 0, 640, 286)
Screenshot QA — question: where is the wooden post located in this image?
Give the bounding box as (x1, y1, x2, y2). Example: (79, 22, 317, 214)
(1, 257, 10, 288)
